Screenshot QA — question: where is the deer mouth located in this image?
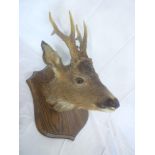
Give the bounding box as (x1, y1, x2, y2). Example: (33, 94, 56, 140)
(79, 103, 117, 112)
(99, 107, 116, 112)
(94, 105, 116, 112)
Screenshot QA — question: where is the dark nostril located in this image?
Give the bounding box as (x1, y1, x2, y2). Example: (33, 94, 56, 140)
(104, 98, 120, 109)
(104, 99, 114, 107)
(114, 98, 120, 108)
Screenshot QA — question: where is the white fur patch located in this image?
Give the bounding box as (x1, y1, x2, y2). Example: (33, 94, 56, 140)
(53, 100, 75, 112)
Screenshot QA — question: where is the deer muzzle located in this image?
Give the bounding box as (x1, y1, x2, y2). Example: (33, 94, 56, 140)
(97, 98, 120, 110)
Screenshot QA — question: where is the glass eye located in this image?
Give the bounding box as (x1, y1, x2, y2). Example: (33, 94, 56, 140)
(75, 77, 84, 84)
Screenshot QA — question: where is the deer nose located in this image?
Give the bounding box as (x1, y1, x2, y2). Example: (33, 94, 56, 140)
(98, 98, 120, 109)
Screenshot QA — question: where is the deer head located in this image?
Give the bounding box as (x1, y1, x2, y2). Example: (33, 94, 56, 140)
(41, 12, 120, 112)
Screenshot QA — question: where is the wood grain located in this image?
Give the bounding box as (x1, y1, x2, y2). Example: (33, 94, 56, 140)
(26, 67, 88, 140)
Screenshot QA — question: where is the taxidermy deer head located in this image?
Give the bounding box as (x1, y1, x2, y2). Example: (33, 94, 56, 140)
(41, 12, 120, 112)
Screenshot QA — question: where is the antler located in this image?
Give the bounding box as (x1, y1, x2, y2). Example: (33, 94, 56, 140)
(76, 22, 87, 57)
(49, 11, 88, 60)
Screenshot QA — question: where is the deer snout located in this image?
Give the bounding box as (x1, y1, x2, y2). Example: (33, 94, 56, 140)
(97, 98, 120, 109)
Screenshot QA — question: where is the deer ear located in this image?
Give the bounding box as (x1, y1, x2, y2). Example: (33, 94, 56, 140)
(41, 41, 64, 76)
(41, 41, 63, 66)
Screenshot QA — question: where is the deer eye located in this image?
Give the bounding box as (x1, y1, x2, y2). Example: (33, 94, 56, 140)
(75, 77, 84, 84)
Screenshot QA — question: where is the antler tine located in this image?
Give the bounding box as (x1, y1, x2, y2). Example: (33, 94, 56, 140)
(76, 21, 88, 58)
(81, 21, 87, 52)
(49, 12, 68, 42)
(69, 11, 75, 38)
(76, 24, 82, 44)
